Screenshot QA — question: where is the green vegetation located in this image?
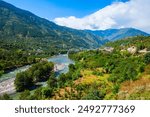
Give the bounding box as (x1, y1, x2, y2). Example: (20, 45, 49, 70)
(0, 48, 38, 77)
(105, 36, 150, 50)
(63, 36, 150, 100)
(0, 0, 106, 77)
(1, 35, 149, 100)
(144, 53, 150, 64)
(0, 94, 12, 100)
(15, 62, 82, 100)
(1, 0, 150, 100)
(14, 36, 150, 100)
(14, 61, 54, 92)
(0, 0, 105, 56)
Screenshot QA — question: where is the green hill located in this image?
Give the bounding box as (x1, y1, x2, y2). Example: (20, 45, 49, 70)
(4, 36, 149, 100)
(51, 36, 150, 100)
(0, 0, 105, 73)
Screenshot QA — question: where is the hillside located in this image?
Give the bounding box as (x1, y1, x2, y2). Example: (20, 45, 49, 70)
(3, 36, 149, 100)
(87, 28, 149, 41)
(0, 1, 150, 100)
(0, 0, 106, 73)
(52, 36, 150, 100)
(0, 0, 105, 52)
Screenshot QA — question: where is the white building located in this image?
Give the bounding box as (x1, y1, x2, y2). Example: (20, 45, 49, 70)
(127, 46, 137, 54)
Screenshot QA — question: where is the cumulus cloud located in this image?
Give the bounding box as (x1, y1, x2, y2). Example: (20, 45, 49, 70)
(54, 0, 150, 33)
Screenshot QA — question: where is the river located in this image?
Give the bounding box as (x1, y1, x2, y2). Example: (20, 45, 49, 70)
(48, 54, 74, 76)
(0, 54, 74, 96)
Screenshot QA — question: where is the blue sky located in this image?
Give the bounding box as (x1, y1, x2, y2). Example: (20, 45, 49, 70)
(3, 0, 129, 20)
(3, 0, 150, 33)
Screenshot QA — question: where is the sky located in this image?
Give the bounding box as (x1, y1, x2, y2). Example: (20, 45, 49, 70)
(3, 0, 150, 33)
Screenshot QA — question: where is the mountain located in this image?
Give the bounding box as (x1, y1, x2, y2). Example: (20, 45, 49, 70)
(0, 0, 106, 53)
(0, 0, 149, 54)
(86, 28, 149, 41)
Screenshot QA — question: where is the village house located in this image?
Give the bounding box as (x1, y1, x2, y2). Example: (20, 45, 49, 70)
(127, 46, 137, 54)
(138, 48, 150, 54)
(100, 47, 114, 53)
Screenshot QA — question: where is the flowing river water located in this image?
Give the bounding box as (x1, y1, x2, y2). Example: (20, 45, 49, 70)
(0, 54, 74, 96)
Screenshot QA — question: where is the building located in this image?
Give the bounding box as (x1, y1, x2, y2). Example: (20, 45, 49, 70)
(138, 48, 150, 54)
(127, 46, 137, 54)
(103, 47, 114, 53)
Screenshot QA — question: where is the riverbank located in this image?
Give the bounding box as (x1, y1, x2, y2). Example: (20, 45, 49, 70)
(0, 78, 15, 96)
(0, 54, 74, 97)
(0, 65, 30, 82)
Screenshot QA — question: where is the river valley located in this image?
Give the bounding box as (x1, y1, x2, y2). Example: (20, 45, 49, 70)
(0, 54, 74, 96)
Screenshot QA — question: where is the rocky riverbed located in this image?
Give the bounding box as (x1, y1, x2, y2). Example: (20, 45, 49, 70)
(0, 64, 65, 96)
(0, 54, 74, 96)
(0, 78, 15, 96)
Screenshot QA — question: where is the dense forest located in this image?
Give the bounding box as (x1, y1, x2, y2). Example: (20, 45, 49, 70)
(0, 44, 53, 77)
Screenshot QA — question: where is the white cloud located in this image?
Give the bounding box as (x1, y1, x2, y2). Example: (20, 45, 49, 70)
(54, 0, 150, 33)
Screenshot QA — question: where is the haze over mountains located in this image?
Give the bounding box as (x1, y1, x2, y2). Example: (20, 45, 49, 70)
(87, 28, 149, 41)
(0, 0, 149, 51)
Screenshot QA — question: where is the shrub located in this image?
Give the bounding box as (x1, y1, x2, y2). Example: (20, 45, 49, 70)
(144, 53, 150, 64)
(42, 87, 53, 98)
(15, 61, 54, 92)
(15, 72, 34, 92)
(112, 84, 120, 94)
(19, 90, 31, 100)
(0, 94, 12, 100)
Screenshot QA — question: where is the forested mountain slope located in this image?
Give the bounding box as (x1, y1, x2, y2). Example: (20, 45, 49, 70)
(87, 28, 149, 41)
(0, 0, 105, 52)
(0, 0, 105, 74)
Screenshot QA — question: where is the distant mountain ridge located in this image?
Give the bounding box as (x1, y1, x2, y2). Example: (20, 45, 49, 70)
(0, 0, 149, 52)
(86, 28, 149, 41)
(0, 0, 105, 52)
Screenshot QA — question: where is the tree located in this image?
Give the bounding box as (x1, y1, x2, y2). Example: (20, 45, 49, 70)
(0, 94, 12, 100)
(31, 61, 54, 82)
(82, 88, 105, 100)
(47, 72, 57, 89)
(144, 53, 150, 64)
(112, 83, 120, 94)
(121, 63, 138, 82)
(15, 72, 34, 92)
(104, 60, 115, 73)
(14, 61, 54, 92)
(69, 64, 76, 72)
(31, 87, 53, 100)
(32, 88, 43, 100)
(58, 73, 67, 87)
(42, 87, 53, 99)
(19, 90, 31, 100)
(0, 70, 4, 77)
